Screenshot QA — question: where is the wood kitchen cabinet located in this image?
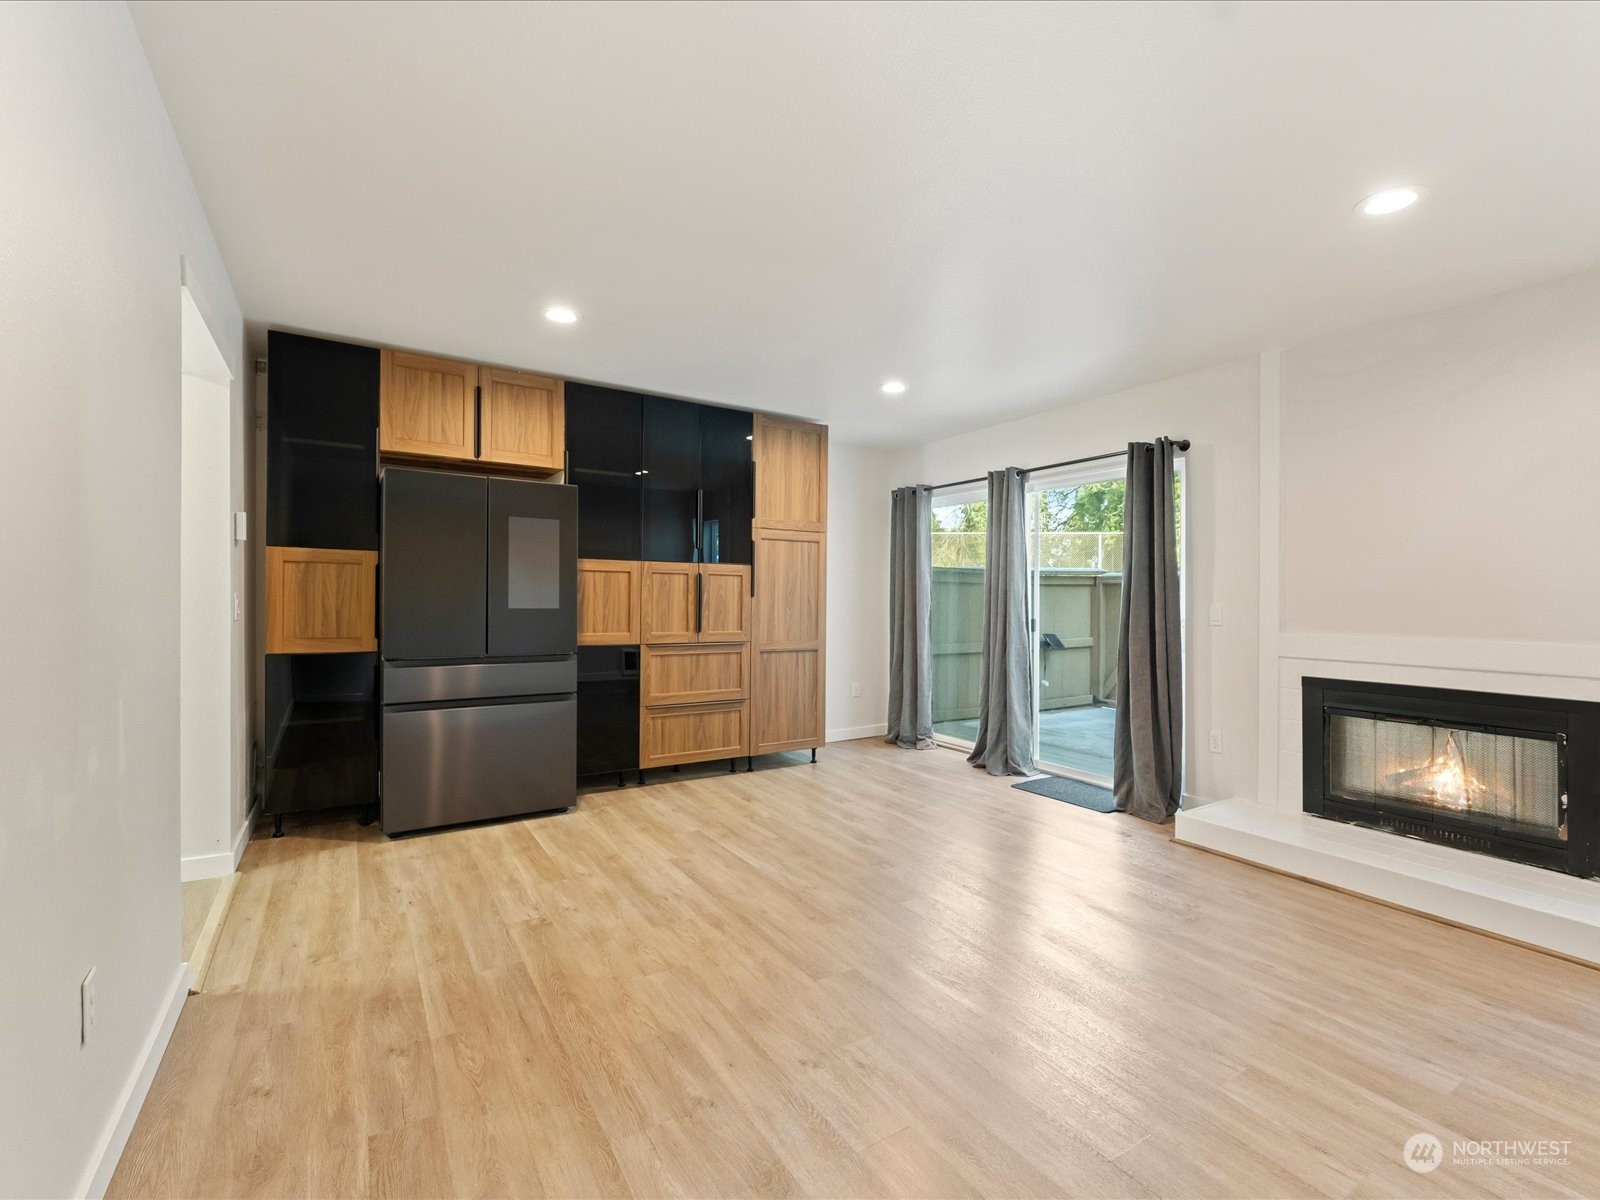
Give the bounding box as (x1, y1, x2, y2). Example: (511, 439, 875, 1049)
(480, 367, 564, 470)
(265, 546, 379, 654)
(577, 559, 642, 645)
(751, 414, 827, 757)
(380, 349, 477, 461)
(753, 413, 827, 531)
(640, 644, 750, 707)
(380, 351, 563, 472)
(639, 700, 750, 769)
(641, 562, 750, 645)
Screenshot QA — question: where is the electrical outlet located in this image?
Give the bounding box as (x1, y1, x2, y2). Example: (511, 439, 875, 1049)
(851, 682, 861, 698)
(1208, 731, 1224, 754)
(1208, 603, 1223, 626)
(81, 967, 97, 1045)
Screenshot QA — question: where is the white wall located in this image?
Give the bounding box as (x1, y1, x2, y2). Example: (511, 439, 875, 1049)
(826, 442, 893, 741)
(0, 4, 244, 1196)
(1264, 266, 1600, 811)
(880, 359, 1263, 805)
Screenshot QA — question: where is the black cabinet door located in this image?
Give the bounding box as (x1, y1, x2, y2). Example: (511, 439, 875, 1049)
(381, 468, 487, 661)
(698, 406, 753, 565)
(566, 384, 643, 560)
(266, 331, 380, 550)
(487, 479, 578, 657)
(641, 395, 700, 562)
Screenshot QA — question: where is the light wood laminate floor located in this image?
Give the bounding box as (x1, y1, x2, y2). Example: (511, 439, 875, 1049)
(111, 739, 1600, 1198)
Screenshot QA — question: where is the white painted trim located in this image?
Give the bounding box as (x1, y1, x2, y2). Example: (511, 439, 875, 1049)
(1277, 630, 1600, 684)
(827, 723, 888, 743)
(79, 962, 194, 1200)
(179, 799, 257, 881)
(1255, 349, 1282, 810)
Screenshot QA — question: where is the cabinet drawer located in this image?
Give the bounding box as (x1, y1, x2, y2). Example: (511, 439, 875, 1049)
(640, 644, 749, 706)
(266, 546, 378, 654)
(639, 701, 749, 768)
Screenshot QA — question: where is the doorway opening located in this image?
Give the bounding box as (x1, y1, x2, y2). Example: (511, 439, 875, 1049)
(179, 286, 238, 982)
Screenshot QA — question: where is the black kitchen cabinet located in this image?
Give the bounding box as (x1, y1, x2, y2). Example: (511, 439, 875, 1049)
(264, 331, 381, 833)
(642, 395, 701, 562)
(698, 405, 753, 565)
(267, 331, 380, 551)
(566, 383, 643, 561)
(565, 384, 753, 565)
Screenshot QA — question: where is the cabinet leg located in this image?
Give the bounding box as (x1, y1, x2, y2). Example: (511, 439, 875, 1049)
(671, 764, 680, 773)
(357, 804, 373, 827)
(637, 769, 646, 785)
(728, 758, 736, 773)
(810, 748, 817, 763)
(272, 814, 284, 838)
(746, 756, 755, 772)
(617, 772, 627, 788)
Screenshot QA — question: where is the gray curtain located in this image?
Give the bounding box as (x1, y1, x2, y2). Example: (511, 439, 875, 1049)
(967, 468, 1036, 776)
(1114, 439, 1183, 821)
(886, 485, 934, 749)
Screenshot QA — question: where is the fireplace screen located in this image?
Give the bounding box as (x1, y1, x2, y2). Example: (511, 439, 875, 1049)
(1327, 713, 1564, 840)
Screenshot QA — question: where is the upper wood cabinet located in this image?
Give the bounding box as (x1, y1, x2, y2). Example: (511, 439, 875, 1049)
(380, 351, 564, 472)
(480, 368, 564, 471)
(754, 414, 827, 531)
(380, 350, 476, 461)
(577, 559, 642, 646)
(266, 546, 378, 654)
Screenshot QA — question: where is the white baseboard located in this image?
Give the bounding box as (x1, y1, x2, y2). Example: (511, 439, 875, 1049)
(827, 723, 887, 743)
(79, 962, 194, 1199)
(178, 800, 257, 882)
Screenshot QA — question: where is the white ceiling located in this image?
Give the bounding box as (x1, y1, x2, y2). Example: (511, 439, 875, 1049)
(130, 1, 1600, 446)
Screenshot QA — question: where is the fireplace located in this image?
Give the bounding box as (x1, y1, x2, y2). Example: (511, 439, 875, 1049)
(1302, 678, 1598, 877)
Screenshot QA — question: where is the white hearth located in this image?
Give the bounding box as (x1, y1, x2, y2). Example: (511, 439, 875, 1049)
(1175, 800, 1600, 965)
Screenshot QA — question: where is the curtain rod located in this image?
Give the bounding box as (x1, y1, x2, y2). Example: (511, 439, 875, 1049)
(927, 438, 1190, 493)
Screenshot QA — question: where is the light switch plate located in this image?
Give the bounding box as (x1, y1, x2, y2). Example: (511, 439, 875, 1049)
(1208, 603, 1223, 626)
(232, 511, 248, 543)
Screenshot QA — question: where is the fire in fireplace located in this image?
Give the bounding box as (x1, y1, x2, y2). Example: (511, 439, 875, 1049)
(1303, 678, 1597, 877)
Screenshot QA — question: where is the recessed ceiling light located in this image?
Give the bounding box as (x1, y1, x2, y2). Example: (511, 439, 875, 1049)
(881, 380, 908, 395)
(1358, 186, 1425, 217)
(543, 305, 579, 324)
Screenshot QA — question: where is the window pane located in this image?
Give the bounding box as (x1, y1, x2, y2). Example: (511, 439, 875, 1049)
(930, 497, 986, 747)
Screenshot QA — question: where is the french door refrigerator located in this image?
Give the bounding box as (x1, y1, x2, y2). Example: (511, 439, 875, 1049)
(380, 467, 578, 834)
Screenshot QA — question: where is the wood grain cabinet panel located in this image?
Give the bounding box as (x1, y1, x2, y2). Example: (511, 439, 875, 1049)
(379, 349, 477, 461)
(639, 701, 750, 768)
(698, 564, 751, 643)
(641, 562, 698, 644)
(641, 644, 750, 707)
(752, 527, 825, 754)
(754, 414, 828, 531)
(577, 559, 642, 645)
(266, 546, 378, 654)
(480, 368, 564, 471)
(751, 648, 822, 754)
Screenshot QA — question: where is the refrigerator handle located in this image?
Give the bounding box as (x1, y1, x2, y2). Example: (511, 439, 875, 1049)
(473, 385, 482, 458)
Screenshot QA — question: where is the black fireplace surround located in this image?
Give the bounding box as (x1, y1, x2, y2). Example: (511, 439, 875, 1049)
(1302, 678, 1598, 878)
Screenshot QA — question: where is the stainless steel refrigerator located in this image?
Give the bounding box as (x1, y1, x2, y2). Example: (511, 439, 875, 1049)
(379, 467, 578, 834)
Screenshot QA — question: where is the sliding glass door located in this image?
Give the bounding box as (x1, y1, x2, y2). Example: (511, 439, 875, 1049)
(929, 485, 987, 750)
(1025, 461, 1182, 783)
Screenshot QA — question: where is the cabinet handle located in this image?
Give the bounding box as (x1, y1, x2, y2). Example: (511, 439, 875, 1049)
(695, 571, 703, 634)
(473, 385, 482, 458)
